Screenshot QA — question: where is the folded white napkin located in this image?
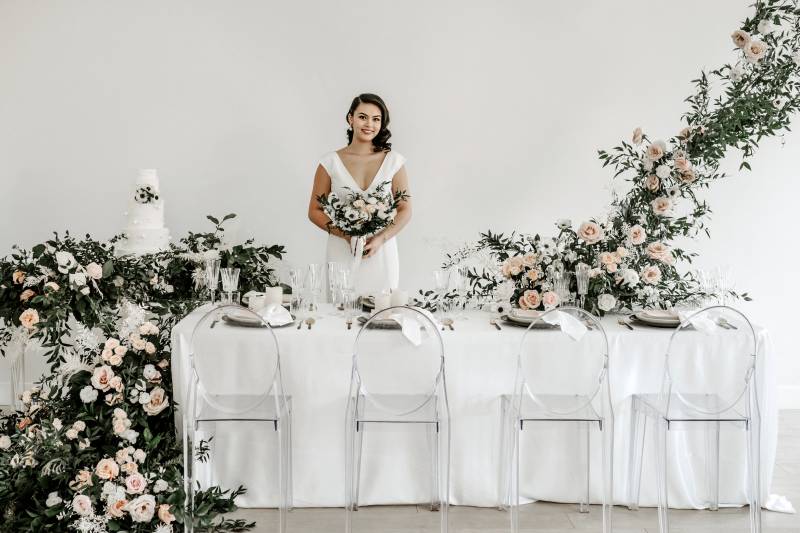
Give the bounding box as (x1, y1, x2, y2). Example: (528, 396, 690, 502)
(677, 310, 718, 334)
(257, 303, 293, 326)
(540, 310, 588, 341)
(765, 493, 796, 513)
(386, 307, 442, 347)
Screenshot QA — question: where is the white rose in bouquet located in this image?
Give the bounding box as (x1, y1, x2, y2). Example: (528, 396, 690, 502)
(655, 164, 671, 180)
(127, 494, 156, 522)
(621, 269, 640, 287)
(55, 251, 77, 273)
(46, 492, 62, 507)
(80, 385, 99, 403)
(597, 294, 617, 312)
(0, 435, 11, 450)
(85, 262, 103, 280)
(72, 494, 93, 516)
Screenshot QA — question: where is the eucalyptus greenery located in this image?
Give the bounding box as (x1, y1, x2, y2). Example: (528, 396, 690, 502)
(446, 0, 800, 314)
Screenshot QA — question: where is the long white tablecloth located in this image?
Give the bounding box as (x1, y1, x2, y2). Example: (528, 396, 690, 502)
(170, 304, 777, 509)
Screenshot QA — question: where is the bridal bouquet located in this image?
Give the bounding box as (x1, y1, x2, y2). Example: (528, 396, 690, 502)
(318, 187, 408, 238)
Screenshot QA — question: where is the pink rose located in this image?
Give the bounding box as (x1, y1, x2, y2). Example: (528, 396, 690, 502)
(541, 291, 559, 309)
(122, 461, 138, 476)
(113, 419, 128, 435)
(674, 157, 692, 172)
(91, 366, 115, 392)
(731, 29, 751, 48)
(678, 127, 691, 140)
(114, 345, 128, 356)
(19, 309, 40, 330)
(629, 225, 646, 245)
(645, 174, 660, 192)
(96, 458, 120, 480)
(143, 387, 169, 416)
(109, 375, 124, 392)
(519, 290, 541, 310)
(502, 256, 524, 277)
(127, 494, 156, 523)
(526, 269, 540, 282)
(641, 265, 662, 285)
(680, 169, 697, 184)
(144, 342, 156, 355)
(85, 262, 103, 280)
(158, 504, 176, 524)
(108, 498, 128, 518)
(646, 141, 665, 161)
(599, 252, 616, 266)
(744, 39, 768, 62)
(12, 270, 25, 284)
(606, 263, 618, 273)
(45, 281, 60, 292)
(72, 494, 93, 516)
(646, 242, 673, 263)
(578, 221, 604, 245)
(651, 197, 672, 216)
(588, 268, 603, 278)
(616, 246, 629, 258)
(125, 473, 147, 494)
(108, 354, 123, 367)
(70, 470, 93, 490)
(632, 127, 643, 145)
(105, 338, 120, 350)
(19, 289, 35, 302)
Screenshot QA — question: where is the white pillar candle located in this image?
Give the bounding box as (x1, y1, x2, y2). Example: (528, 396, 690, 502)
(390, 289, 409, 307)
(374, 294, 392, 312)
(264, 286, 283, 306)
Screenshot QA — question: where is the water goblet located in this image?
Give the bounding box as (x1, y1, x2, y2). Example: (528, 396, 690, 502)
(204, 258, 221, 305)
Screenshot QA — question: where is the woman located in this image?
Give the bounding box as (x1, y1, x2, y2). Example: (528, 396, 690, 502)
(308, 93, 411, 295)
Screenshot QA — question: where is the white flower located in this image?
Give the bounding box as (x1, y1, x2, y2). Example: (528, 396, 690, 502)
(138, 392, 152, 405)
(80, 386, 99, 403)
(65, 428, 79, 440)
(153, 479, 169, 493)
(80, 286, 90, 296)
(667, 185, 681, 198)
(72, 494, 93, 516)
(556, 219, 572, 229)
(642, 157, 654, 171)
(757, 18, 775, 35)
(73, 420, 86, 432)
(143, 364, 161, 383)
(621, 269, 640, 287)
(55, 251, 77, 273)
(68, 272, 87, 286)
(122, 429, 139, 443)
(125, 473, 148, 494)
(655, 164, 671, 180)
(127, 494, 156, 522)
(154, 524, 174, 533)
(773, 96, 788, 109)
(0, 435, 11, 450)
(133, 449, 147, 463)
(46, 491, 62, 507)
(52, 418, 63, 431)
(744, 39, 768, 63)
(597, 294, 617, 312)
(143, 387, 169, 416)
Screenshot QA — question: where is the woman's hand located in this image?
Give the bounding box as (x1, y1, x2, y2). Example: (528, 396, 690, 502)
(363, 234, 386, 258)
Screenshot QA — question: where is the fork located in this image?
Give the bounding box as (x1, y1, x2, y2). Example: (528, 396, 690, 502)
(618, 318, 634, 331)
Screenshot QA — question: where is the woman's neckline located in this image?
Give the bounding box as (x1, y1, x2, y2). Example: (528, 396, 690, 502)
(334, 149, 390, 192)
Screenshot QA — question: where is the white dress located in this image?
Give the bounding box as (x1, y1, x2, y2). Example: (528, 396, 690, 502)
(318, 150, 405, 295)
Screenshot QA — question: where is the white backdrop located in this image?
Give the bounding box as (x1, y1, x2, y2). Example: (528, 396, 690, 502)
(1, 0, 798, 405)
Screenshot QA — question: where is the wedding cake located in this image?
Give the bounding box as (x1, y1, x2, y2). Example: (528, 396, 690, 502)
(115, 169, 171, 256)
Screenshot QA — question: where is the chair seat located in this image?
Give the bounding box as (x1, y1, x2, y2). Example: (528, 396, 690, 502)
(196, 393, 291, 423)
(633, 393, 747, 422)
(502, 393, 602, 423)
(355, 393, 440, 424)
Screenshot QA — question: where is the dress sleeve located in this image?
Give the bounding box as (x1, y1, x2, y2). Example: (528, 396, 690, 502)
(318, 152, 334, 177)
(390, 151, 406, 177)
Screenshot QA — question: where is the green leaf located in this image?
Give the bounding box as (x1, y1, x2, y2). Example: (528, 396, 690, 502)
(207, 215, 220, 225)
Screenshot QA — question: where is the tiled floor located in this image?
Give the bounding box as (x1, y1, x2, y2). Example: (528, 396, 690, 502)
(228, 410, 800, 532)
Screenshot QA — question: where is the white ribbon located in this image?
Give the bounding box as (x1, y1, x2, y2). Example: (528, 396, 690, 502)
(350, 236, 366, 274)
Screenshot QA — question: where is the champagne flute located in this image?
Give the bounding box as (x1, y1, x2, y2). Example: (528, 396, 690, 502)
(204, 258, 221, 305)
(575, 263, 590, 310)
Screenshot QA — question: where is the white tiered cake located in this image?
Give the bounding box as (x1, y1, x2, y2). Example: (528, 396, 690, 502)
(115, 169, 171, 256)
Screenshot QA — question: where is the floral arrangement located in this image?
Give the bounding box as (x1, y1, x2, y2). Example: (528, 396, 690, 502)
(447, 0, 800, 314)
(134, 186, 159, 205)
(317, 187, 408, 238)
(0, 214, 283, 532)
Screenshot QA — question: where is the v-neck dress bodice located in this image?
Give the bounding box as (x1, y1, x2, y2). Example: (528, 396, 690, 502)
(318, 150, 406, 295)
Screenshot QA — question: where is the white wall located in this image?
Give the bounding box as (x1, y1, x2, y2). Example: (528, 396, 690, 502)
(1, 0, 798, 405)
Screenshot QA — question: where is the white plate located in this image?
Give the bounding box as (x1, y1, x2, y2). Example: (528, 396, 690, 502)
(221, 311, 295, 328)
(502, 314, 558, 329)
(632, 312, 680, 327)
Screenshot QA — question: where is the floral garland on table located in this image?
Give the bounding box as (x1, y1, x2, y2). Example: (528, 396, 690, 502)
(0, 214, 284, 532)
(446, 0, 800, 314)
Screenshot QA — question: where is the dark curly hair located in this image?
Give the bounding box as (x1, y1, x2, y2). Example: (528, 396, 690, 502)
(346, 93, 392, 152)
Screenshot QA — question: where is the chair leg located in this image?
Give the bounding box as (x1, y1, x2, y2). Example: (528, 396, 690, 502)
(498, 400, 512, 511)
(287, 409, 294, 512)
(705, 421, 720, 511)
(579, 420, 590, 513)
(510, 421, 520, 533)
(427, 422, 440, 511)
(628, 403, 647, 511)
(277, 417, 288, 533)
(439, 417, 450, 533)
(655, 418, 670, 533)
(747, 414, 762, 533)
(345, 411, 356, 533)
(353, 421, 364, 511)
(601, 416, 614, 533)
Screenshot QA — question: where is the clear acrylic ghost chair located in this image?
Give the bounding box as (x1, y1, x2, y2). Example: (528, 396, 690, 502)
(499, 306, 613, 533)
(345, 305, 450, 533)
(184, 304, 292, 533)
(626, 305, 760, 533)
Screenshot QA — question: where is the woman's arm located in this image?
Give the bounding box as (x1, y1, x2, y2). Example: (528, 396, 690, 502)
(364, 165, 412, 258)
(308, 164, 350, 242)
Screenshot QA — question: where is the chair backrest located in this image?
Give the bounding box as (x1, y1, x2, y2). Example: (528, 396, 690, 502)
(352, 306, 445, 416)
(515, 306, 609, 416)
(663, 305, 757, 415)
(188, 304, 285, 416)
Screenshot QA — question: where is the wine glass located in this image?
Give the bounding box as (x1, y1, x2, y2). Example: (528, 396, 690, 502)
(204, 258, 221, 305)
(306, 263, 323, 313)
(575, 263, 590, 310)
